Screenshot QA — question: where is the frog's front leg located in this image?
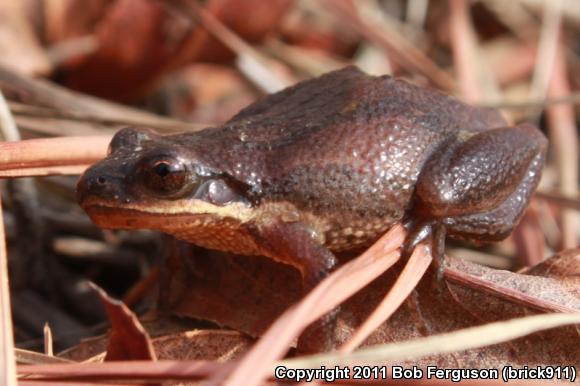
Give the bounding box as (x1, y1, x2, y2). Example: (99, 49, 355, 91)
(250, 221, 338, 354)
(411, 123, 547, 266)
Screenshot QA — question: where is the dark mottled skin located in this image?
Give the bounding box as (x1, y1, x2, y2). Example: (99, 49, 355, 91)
(77, 67, 547, 353)
(164, 67, 543, 247)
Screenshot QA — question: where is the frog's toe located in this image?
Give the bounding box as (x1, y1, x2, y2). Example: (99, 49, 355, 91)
(401, 219, 447, 277)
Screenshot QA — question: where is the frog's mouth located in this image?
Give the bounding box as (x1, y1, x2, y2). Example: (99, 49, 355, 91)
(80, 200, 255, 231)
(81, 204, 175, 230)
(81, 202, 266, 256)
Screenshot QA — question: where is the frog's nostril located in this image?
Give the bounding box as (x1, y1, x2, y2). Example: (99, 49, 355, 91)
(96, 176, 107, 185)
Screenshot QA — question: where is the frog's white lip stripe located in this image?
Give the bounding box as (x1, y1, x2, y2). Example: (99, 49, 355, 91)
(81, 198, 256, 223)
(81, 198, 330, 243)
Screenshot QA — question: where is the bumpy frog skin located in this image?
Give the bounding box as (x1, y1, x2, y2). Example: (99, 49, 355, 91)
(77, 67, 547, 352)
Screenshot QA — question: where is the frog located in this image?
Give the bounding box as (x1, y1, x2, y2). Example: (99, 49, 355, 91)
(76, 66, 547, 353)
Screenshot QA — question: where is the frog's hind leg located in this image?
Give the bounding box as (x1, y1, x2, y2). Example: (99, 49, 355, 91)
(413, 123, 547, 259)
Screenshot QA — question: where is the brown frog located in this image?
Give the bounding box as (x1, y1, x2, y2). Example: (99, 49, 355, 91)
(77, 67, 547, 352)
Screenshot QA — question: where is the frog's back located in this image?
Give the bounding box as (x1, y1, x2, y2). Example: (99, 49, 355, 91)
(188, 67, 507, 250)
(225, 66, 505, 145)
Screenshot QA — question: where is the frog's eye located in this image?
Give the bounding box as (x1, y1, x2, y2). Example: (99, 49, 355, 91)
(138, 156, 190, 197)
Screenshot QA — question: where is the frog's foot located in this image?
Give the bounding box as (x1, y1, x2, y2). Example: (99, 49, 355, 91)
(402, 219, 447, 283)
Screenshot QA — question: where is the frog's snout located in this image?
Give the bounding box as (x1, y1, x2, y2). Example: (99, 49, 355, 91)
(76, 165, 129, 207)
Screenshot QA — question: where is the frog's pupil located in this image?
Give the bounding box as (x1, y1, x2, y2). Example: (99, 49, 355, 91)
(155, 162, 171, 177)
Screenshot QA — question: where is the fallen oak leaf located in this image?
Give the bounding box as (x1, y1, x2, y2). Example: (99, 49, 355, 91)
(167, 245, 580, 342)
(219, 246, 580, 386)
(522, 247, 580, 293)
(153, 330, 252, 362)
(89, 282, 156, 361)
(444, 251, 580, 315)
(337, 250, 580, 369)
(167, 244, 304, 336)
(57, 0, 294, 100)
(58, 318, 253, 363)
(280, 312, 580, 368)
(167, 226, 405, 339)
(214, 225, 406, 386)
(14, 348, 74, 365)
(13, 338, 578, 386)
(167, 243, 580, 379)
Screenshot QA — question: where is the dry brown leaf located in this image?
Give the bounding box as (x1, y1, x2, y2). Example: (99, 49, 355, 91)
(207, 226, 406, 385)
(166, 246, 303, 337)
(43, 0, 111, 44)
(57, 0, 293, 100)
(18, 359, 573, 385)
(521, 247, 580, 295)
(166, 244, 580, 368)
(59, 322, 252, 364)
(163, 64, 257, 124)
(153, 330, 252, 361)
(15, 348, 74, 365)
(282, 312, 580, 379)
(90, 283, 156, 361)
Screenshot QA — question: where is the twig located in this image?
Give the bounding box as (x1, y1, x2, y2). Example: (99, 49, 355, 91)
(406, 0, 429, 28)
(43, 324, 53, 357)
(19, 360, 226, 382)
(7, 101, 206, 133)
(0, 136, 110, 178)
(0, 63, 196, 133)
(0, 89, 18, 386)
(448, 0, 501, 104)
(546, 43, 580, 249)
(536, 191, 580, 211)
(0, 165, 90, 178)
(322, 0, 456, 91)
(479, 92, 580, 109)
(0, 91, 18, 141)
(339, 245, 432, 352)
(529, 0, 562, 101)
(444, 266, 576, 313)
(0, 191, 16, 386)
